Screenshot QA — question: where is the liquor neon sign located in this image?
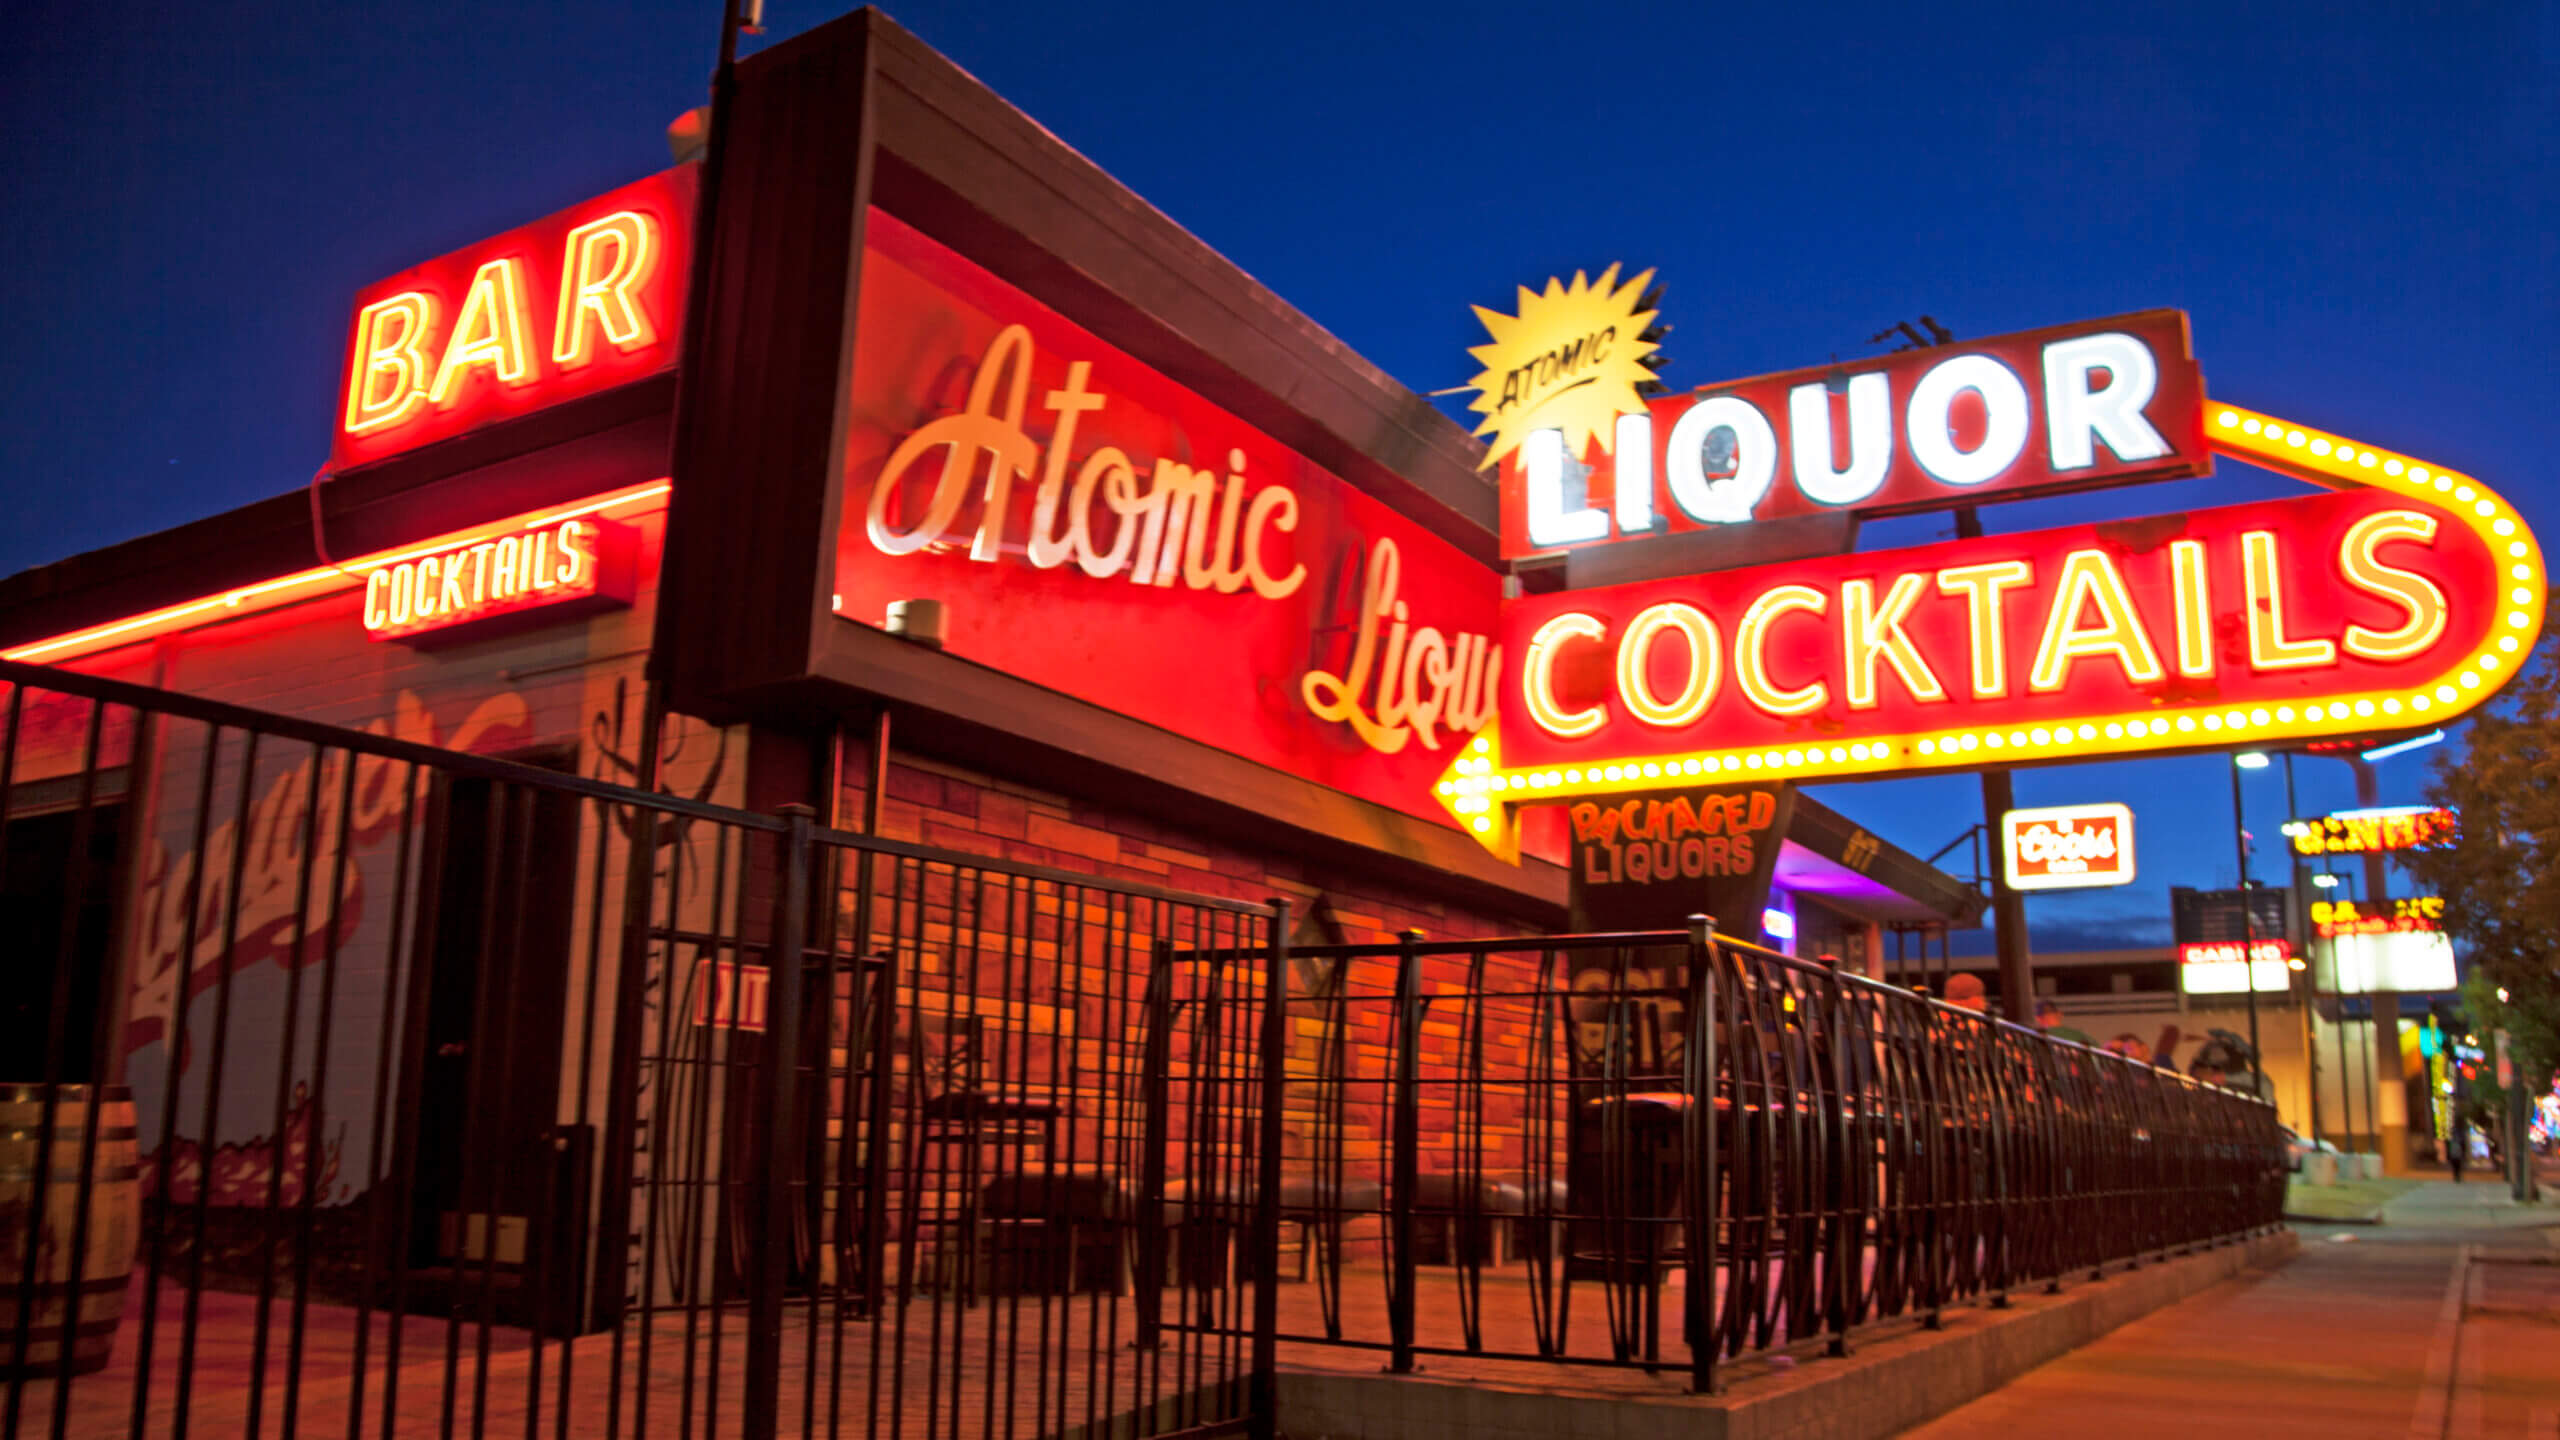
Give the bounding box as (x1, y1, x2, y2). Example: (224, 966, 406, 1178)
(1439, 390, 2542, 852)
(331, 167, 694, 470)
(1496, 311, 2211, 559)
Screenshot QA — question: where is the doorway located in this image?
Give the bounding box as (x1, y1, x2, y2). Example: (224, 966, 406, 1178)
(401, 758, 589, 1332)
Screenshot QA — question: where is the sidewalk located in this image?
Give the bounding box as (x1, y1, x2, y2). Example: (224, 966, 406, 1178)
(1900, 1180, 2559, 1437)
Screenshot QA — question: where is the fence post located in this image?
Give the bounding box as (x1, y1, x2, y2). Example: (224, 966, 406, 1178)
(1388, 929, 1423, 1374)
(742, 806, 811, 1440)
(1249, 901, 1292, 1440)
(1134, 939, 1175, 1350)
(1681, 915, 1719, 1395)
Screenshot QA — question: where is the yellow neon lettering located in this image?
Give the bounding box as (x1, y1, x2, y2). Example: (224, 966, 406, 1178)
(2243, 530, 2338, 670)
(429, 258, 535, 405)
(2337, 511, 2448, 662)
(362, 570, 391, 630)
(493, 536, 521, 597)
(1735, 585, 1829, 716)
(2169, 539, 2214, 678)
(1840, 573, 1945, 709)
(2029, 550, 2164, 690)
(439, 550, 467, 612)
(1934, 560, 2034, 699)
(528, 529, 555, 590)
(1242, 484, 1306, 600)
(1024, 361, 1108, 571)
(557, 520, 594, 587)
(468, 543, 496, 603)
(343, 292, 438, 435)
(413, 557, 440, 617)
(551, 210, 660, 367)
(868, 325, 1038, 558)
(1616, 602, 1721, 727)
(1521, 612, 1608, 738)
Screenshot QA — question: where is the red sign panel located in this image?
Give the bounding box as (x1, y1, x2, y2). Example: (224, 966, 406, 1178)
(330, 167, 695, 471)
(2178, 938, 2293, 966)
(2001, 803, 2134, 891)
(1497, 310, 2210, 559)
(1495, 484, 2500, 782)
(832, 211, 1501, 829)
(362, 516, 637, 644)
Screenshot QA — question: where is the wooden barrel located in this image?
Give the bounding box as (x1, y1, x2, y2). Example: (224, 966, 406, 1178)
(0, 1086, 138, 1376)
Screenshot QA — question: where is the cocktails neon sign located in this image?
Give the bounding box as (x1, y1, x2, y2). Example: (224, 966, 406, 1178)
(1439, 313, 2543, 853)
(362, 516, 636, 644)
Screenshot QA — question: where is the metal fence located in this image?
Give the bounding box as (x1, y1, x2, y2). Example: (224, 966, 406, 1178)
(1171, 923, 2287, 1393)
(0, 657, 1281, 1440)
(0, 656, 2283, 1438)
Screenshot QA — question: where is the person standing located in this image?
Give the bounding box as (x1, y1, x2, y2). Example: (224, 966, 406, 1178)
(2034, 998, 2094, 1046)
(2448, 1111, 2470, 1183)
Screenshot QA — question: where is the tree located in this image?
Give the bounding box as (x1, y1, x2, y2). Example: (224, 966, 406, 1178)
(2401, 631, 2560, 1099)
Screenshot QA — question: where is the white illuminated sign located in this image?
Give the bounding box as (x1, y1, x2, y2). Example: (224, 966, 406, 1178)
(2001, 803, 2135, 891)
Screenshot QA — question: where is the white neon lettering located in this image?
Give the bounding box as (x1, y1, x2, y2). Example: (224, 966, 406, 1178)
(1665, 395, 1777, 523)
(1907, 354, 2029, 487)
(1788, 374, 1891, 506)
(2043, 332, 2168, 470)
(1523, 428, 1609, 547)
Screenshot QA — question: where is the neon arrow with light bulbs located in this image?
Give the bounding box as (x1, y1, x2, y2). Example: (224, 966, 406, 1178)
(1441, 404, 2544, 857)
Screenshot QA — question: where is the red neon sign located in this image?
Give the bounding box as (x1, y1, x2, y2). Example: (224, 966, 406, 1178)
(1500, 485, 2499, 773)
(361, 516, 636, 644)
(831, 210, 1501, 833)
(1497, 311, 2210, 560)
(2178, 939, 2292, 966)
(330, 167, 695, 470)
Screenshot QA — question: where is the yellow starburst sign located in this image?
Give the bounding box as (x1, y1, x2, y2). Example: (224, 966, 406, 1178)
(1465, 265, 1661, 471)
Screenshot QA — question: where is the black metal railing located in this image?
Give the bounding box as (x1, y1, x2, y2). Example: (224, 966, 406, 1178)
(0, 657, 1279, 1440)
(1170, 922, 2287, 1392)
(0, 654, 2282, 1436)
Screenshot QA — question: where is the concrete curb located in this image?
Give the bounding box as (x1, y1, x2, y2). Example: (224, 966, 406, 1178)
(1274, 1230, 2299, 1440)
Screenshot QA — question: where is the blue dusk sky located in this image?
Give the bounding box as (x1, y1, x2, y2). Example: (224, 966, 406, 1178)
(4, 1, 2552, 951)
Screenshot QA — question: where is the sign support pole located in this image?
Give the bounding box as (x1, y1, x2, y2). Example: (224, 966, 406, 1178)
(2229, 758, 2266, 1096)
(2349, 757, 2399, 1168)
(1954, 507, 2035, 1021)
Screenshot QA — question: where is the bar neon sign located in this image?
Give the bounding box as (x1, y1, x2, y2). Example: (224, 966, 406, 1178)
(362, 516, 636, 643)
(331, 167, 694, 470)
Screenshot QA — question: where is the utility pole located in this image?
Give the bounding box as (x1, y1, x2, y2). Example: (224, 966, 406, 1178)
(2286, 754, 2321, 1146)
(2350, 755, 2402, 1167)
(2230, 757, 2265, 1096)
(1953, 507, 2035, 1022)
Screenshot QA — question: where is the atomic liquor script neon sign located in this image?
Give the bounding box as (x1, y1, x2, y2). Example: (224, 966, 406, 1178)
(1436, 296, 2543, 854)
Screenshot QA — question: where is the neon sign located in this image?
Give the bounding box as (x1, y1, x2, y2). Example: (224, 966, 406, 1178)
(331, 168, 694, 470)
(2178, 938, 2292, 966)
(2286, 805, 2458, 856)
(361, 516, 636, 644)
(1495, 311, 2210, 560)
(1440, 398, 2542, 849)
(2311, 896, 2444, 939)
(2001, 803, 2134, 891)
